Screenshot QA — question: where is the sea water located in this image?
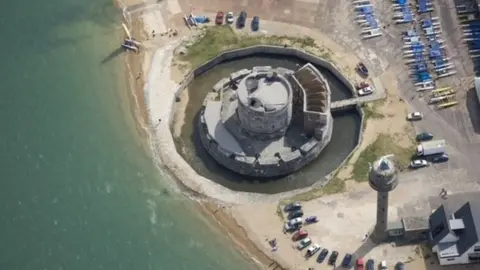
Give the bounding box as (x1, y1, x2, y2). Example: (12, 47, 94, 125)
(0, 0, 256, 269)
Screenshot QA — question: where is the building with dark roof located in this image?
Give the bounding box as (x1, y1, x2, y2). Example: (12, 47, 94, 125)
(428, 201, 480, 265)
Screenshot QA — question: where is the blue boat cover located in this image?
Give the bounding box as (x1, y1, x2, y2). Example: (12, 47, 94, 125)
(366, 15, 378, 28)
(418, 0, 432, 13)
(434, 58, 445, 66)
(194, 16, 209, 23)
(423, 19, 432, 28)
(430, 48, 443, 58)
(358, 6, 373, 14)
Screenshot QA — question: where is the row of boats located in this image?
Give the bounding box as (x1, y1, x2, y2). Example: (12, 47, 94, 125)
(352, 0, 383, 39)
(457, 2, 480, 75)
(395, 0, 458, 108)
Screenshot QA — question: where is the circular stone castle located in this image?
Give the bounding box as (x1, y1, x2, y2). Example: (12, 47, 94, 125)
(198, 63, 333, 177)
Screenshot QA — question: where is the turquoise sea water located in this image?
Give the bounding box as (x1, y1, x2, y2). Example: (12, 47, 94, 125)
(0, 0, 256, 269)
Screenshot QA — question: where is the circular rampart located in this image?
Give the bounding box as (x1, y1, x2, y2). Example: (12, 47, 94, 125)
(166, 45, 365, 198)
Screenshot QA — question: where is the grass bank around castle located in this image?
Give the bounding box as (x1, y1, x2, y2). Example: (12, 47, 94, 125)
(179, 25, 331, 68)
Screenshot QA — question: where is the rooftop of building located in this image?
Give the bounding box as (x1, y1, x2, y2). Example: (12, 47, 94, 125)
(428, 192, 480, 258)
(402, 216, 430, 231)
(236, 71, 291, 112)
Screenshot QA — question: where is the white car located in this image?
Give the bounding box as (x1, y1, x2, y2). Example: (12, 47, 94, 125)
(284, 217, 302, 231)
(407, 112, 423, 121)
(380, 260, 388, 270)
(358, 86, 373, 96)
(306, 243, 321, 257)
(410, 159, 428, 169)
(226, 12, 234, 24)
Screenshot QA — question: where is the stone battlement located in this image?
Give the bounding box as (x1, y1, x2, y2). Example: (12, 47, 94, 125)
(198, 64, 334, 177)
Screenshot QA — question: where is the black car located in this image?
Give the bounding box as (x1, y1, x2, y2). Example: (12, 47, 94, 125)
(287, 210, 304, 220)
(251, 16, 260, 31)
(237, 11, 247, 28)
(341, 253, 352, 267)
(432, 153, 449, 163)
(317, 249, 329, 263)
(283, 202, 302, 212)
(395, 262, 405, 270)
(366, 259, 375, 270)
(328, 251, 339, 265)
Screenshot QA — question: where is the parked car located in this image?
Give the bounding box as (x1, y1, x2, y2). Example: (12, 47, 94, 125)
(215, 11, 224, 25)
(416, 132, 434, 141)
(366, 259, 375, 270)
(407, 112, 423, 121)
(380, 260, 388, 270)
(292, 229, 308, 241)
(297, 238, 312, 250)
(305, 216, 318, 224)
(226, 12, 234, 24)
(306, 244, 321, 257)
(237, 11, 247, 28)
(358, 86, 373, 96)
(328, 251, 339, 265)
(410, 159, 428, 169)
(251, 16, 260, 31)
(284, 217, 302, 231)
(432, 153, 449, 163)
(396, 262, 405, 270)
(356, 257, 365, 270)
(288, 210, 304, 220)
(284, 202, 301, 212)
(317, 249, 329, 263)
(342, 253, 353, 267)
(356, 62, 369, 77)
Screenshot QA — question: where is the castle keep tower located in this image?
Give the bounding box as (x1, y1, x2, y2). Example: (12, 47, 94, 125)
(369, 155, 398, 240)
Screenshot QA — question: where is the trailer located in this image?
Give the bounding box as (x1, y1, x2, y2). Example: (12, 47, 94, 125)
(416, 139, 446, 156)
(437, 101, 458, 109)
(437, 70, 457, 78)
(429, 94, 455, 104)
(361, 28, 382, 39)
(416, 81, 435, 91)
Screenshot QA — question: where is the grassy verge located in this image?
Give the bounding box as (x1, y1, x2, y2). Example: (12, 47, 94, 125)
(362, 100, 385, 121)
(180, 26, 329, 68)
(351, 134, 414, 182)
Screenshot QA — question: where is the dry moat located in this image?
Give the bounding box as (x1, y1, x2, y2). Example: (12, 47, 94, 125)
(173, 54, 361, 194)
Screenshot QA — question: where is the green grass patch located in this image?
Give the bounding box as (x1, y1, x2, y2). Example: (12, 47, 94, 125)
(362, 100, 385, 121)
(351, 134, 414, 182)
(180, 26, 326, 67)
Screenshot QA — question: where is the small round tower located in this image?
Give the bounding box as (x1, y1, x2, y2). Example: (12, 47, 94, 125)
(369, 155, 398, 240)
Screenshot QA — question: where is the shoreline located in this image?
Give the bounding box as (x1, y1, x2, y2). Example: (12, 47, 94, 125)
(120, 3, 287, 269)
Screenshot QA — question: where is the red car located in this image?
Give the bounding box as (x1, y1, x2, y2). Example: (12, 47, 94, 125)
(292, 229, 308, 241)
(215, 12, 224, 25)
(356, 257, 365, 270)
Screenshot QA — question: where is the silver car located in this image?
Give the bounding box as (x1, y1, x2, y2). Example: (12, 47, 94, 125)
(410, 159, 428, 169)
